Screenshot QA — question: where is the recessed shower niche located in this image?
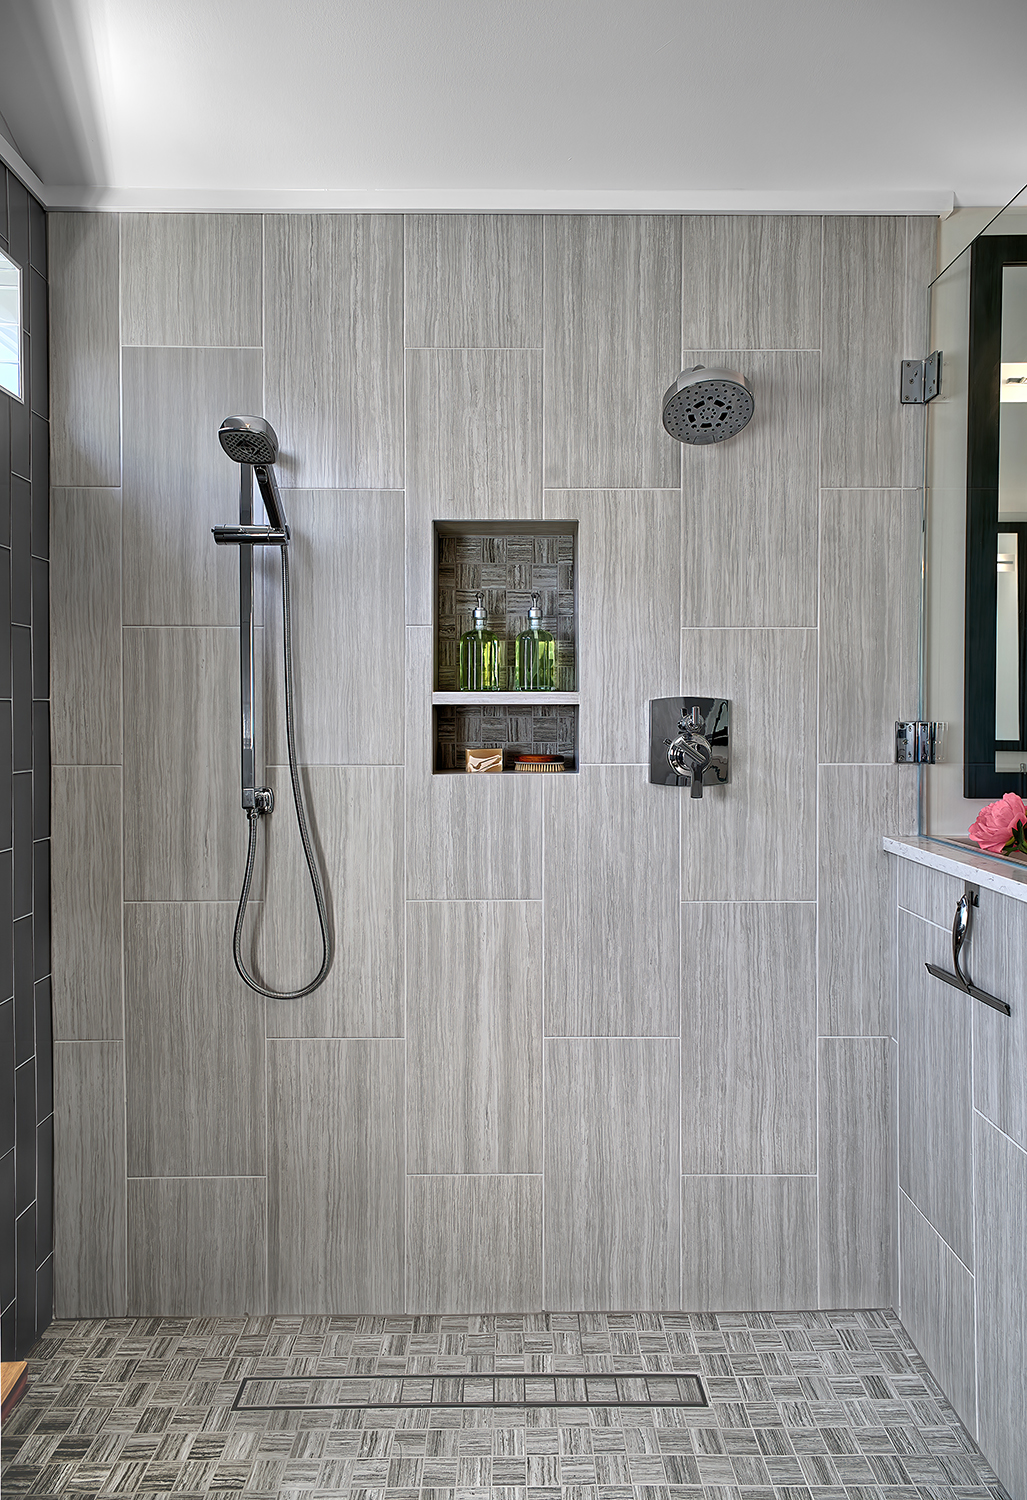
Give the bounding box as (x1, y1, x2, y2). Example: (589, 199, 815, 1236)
(432, 521, 579, 773)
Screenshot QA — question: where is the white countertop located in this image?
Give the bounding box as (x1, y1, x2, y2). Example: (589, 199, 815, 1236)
(883, 835, 1027, 905)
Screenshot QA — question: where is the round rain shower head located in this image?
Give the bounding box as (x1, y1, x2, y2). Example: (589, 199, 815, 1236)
(662, 366, 754, 445)
(218, 414, 280, 467)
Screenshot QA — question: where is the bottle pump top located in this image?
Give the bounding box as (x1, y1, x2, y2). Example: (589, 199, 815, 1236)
(473, 592, 487, 627)
(528, 592, 542, 627)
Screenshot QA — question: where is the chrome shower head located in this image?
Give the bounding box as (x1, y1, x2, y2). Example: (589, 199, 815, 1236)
(217, 415, 288, 536)
(662, 366, 754, 445)
(218, 414, 279, 466)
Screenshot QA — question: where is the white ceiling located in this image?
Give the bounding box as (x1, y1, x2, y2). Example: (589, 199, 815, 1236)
(1, 0, 1025, 212)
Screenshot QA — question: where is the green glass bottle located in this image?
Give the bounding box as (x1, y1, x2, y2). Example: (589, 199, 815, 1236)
(459, 591, 501, 691)
(515, 592, 555, 691)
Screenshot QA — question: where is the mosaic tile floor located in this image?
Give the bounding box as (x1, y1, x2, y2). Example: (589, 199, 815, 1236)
(0, 1308, 1013, 1499)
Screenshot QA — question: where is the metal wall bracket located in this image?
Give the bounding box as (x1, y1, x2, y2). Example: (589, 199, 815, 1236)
(896, 720, 940, 764)
(900, 351, 942, 404)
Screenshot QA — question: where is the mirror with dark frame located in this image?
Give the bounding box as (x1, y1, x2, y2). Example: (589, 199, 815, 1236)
(965, 234, 1027, 798)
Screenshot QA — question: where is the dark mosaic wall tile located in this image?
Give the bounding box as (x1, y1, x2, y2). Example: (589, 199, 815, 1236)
(32, 702, 48, 837)
(435, 705, 578, 772)
(13, 772, 32, 917)
(30, 272, 48, 418)
(32, 558, 48, 697)
(0, 1145, 13, 1307)
(0, 1001, 12, 1154)
(14, 914, 33, 1064)
(14, 1059, 35, 1214)
(0, 854, 11, 1000)
(11, 476, 30, 624)
(0, 167, 51, 1361)
(33, 841, 50, 979)
(34, 979, 51, 1121)
(436, 529, 577, 692)
(15, 1200, 35, 1350)
(31, 415, 48, 558)
(0, 399, 9, 544)
(1, 701, 10, 847)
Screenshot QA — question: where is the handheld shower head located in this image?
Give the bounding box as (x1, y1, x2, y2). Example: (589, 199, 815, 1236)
(218, 415, 289, 536)
(219, 415, 279, 466)
(662, 366, 754, 445)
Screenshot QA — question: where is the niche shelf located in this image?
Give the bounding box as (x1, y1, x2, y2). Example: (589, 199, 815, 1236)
(432, 520, 579, 774)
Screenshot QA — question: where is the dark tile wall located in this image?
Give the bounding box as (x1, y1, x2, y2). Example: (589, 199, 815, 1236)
(1, 162, 52, 1360)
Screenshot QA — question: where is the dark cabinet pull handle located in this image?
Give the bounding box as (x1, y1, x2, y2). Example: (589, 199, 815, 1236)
(924, 882, 1011, 1016)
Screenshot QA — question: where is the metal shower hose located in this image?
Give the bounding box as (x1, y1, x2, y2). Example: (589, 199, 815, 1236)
(232, 545, 332, 998)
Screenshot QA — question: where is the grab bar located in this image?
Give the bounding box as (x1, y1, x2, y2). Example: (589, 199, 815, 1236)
(924, 882, 1010, 1016)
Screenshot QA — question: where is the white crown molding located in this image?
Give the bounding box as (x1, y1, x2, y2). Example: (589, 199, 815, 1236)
(34, 183, 957, 216)
(0, 131, 48, 203)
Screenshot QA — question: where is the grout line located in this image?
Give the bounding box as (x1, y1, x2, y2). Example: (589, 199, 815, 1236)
(899, 1186, 976, 1282)
(972, 1107, 1027, 1157)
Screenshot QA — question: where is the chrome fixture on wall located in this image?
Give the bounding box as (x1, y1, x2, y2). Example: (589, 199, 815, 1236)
(661, 366, 754, 444)
(650, 698, 730, 796)
(213, 416, 333, 998)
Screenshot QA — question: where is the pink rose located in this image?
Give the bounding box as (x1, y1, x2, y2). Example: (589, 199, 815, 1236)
(968, 793, 1027, 853)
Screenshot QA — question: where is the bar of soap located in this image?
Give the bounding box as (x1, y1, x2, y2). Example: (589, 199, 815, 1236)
(466, 748, 503, 773)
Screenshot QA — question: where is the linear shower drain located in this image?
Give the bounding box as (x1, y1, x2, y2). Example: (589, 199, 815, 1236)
(233, 1371, 707, 1412)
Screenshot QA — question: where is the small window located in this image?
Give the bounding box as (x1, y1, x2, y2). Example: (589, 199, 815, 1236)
(0, 246, 23, 402)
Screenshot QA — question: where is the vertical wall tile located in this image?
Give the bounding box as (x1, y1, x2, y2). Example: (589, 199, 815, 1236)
(405, 627, 541, 900)
(263, 491, 404, 764)
(407, 902, 542, 1174)
(818, 1037, 896, 1308)
(819, 489, 921, 763)
(974, 1116, 1027, 1498)
(682, 215, 822, 352)
(48, 213, 120, 487)
(679, 629, 817, 901)
(123, 627, 243, 901)
(819, 766, 917, 1037)
(899, 1190, 976, 1434)
(50, 488, 122, 766)
(405, 214, 542, 350)
(681, 1176, 818, 1311)
(972, 890, 1027, 1152)
(680, 351, 819, 629)
(821, 218, 921, 488)
(122, 347, 263, 627)
(127, 1177, 265, 1316)
(258, 766, 404, 1038)
(897, 908, 973, 1267)
(51, 767, 123, 1041)
(544, 215, 681, 490)
(682, 903, 817, 1174)
(547, 489, 680, 764)
(545, 1039, 679, 1309)
(543, 766, 679, 1038)
(264, 214, 403, 489)
(407, 1176, 542, 1313)
(894, 856, 966, 927)
(121, 214, 262, 346)
(53, 1041, 126, 1317)
(406, 349, 542, 625)
(267, 1040, 403, 1313)
(124, 903, 265, 1178)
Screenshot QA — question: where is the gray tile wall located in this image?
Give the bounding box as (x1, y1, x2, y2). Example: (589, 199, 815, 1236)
(48, 209, 932, 1317)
